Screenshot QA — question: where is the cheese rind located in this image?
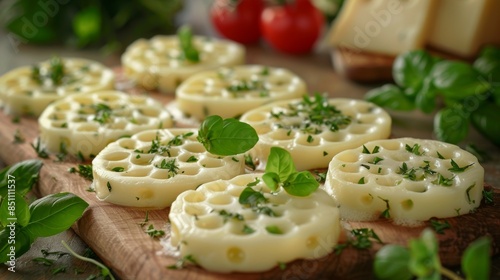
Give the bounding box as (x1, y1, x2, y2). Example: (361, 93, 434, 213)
(0, 58, 114, 116)
(175, 65, 307, 121)
(324, 138, 484, 224)
(327, 0, 437, 56)
(92, 129, 245, 208)
(38, 91, 173, 160)
(168, 173, 341, 273)
(239, 97, 391, 171)
(121, 35, 245, 94)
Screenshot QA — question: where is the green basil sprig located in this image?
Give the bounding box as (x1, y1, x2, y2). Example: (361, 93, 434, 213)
(365, 46, 500, 146)
(197, 115, 258, 156)
(178, 25, 200, 62)
(262, 147, 319, 197)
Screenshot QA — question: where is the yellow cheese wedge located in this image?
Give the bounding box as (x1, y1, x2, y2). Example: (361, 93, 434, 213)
(168, 173, 341, 272)
(324, 138, 484, 225)
(92, 129, 245, 208)
(327, 0, 437, 56)
(121, 35, 245, 94)
(427, 0, 500, 57)
(38, 91, 173, 160)
(0, 57, 114, 116)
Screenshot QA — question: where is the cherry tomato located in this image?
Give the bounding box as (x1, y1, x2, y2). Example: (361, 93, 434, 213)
(210, 0, 264, 45)
(260, 0, 325, 54)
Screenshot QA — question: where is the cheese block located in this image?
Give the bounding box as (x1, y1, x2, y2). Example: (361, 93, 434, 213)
(324, 138, 485, 225)
(121, 35, 245, 94)
(92, 129, 245, 208)
(38, 91, 173, 160)
(239, 96, 392, 171)
(168, 173, 341, 273)
(427, 0, 500, 57)
(327, 0, 437, 56)
(0, 57, 114, 116)
(174, 65, 307, 121)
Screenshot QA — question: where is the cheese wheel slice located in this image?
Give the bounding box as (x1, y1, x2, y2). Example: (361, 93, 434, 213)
(121, 35, 245, 94)
(174, 65, 307, 121)
(38, 91, 173, 160)
(92, 129, 245, 208)
(0, 57, 114, 116)
(168, 173, 341, 273)
(239, 96, 392, 171)
(324, 138, 485, 225)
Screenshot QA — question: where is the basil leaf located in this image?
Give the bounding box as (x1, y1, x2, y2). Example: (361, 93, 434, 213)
(262, 172, 280, 192)
(198, 115, 258, 156)
(414, 77, 436, 114)
(178, 25, 200, 62)
(374, 244, 412, 280)
(283, 171, 319, 197)
(434, 106, 469, 144)
(461, 237, 491, 280)
(238, 186, 266, 207)
(265, 147, 296, 182)
(0, 226, 33, 263)
(408, 229, 441, 278)
(0, 192, 30, 227)
(431, 61, 490, 99)
(393, 50, 435, 89)
(0, 159, 42, 196)
(365, 84, 415, 111)
(471, 102, 500, 146)
(24, 192, 88, 237)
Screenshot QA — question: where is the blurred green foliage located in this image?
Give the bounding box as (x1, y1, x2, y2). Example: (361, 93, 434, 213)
(1, 0, 182, 52)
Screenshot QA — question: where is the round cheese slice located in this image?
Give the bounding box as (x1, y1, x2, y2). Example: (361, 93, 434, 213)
(239, 96, 392, 171)
(168, 173, 341, 273)
(324, 138, 485, 225)
(121, 35, 245, 94)
(174, 65, 307, 121)
(0, 57, 114, 116)
(92, 128, 246, 208)
(38, 91, 173, 160)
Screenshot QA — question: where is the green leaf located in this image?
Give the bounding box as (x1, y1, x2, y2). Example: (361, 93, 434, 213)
(178, 25, 200, 62)
(262, 172, 280, 192)
(0, 192, 30, 227)
(431, 61, 490, 99)
(24, 193, 88, 238)
(238, 187, 267, 207)
(283, 171, 319, 197)
(73, 7, 102, 47)
(414, 77, 436, 114)
(462, 237, 491, 280)
(373, 244, 412, 280)
(364, 84, 415, 111)
(197, 115, 258, 156)
(434, 106, 469, 144)
(0, 226, 34, 263)
(0, 159, 43, 196)
(393, 50, 435, 89)
(408, 229, 441, 279)
(471, 102, 500, 147)
(265, 147, 296, 182)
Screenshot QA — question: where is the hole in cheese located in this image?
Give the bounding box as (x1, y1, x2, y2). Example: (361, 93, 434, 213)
(102, 151, 130, 161)
(183, 191, 206, 203)
(195, 215, 223, 230)
(226, 247, 245, 263)
(208, 194, 233, 205)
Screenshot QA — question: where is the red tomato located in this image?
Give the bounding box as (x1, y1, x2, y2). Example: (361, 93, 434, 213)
(210, 0, 264, 44)
(260, 0, 325, 54)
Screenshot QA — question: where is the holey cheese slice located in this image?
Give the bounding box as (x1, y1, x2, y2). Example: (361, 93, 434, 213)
(174, 65, 307, 121)
(168, 173, 341, 273)
(92, 129, 246, 208)
(0, 57, 114, 116)
(38, 91, 173, 160)
(239, 96, 391, 171)
(324, 138, 484, 225)
(121, 35, 245, 94)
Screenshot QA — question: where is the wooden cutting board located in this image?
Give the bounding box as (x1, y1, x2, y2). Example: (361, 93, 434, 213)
(1, 98, 499, 280)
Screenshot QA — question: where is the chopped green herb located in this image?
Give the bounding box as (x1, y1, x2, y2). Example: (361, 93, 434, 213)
(378, 197, 391, 218)
(217, 209, 244, 223)
(145, 224, 165, 238)
(13, 129, 25, 143)
(405, 143, 424, 156)
(432, 173, 454, 186)
(52, 266, 67, 275)
(92, 103, 113, 124)
(11, 115, 20, 123)
(314, 170, 327, 183)
(32, 257, 55, 266)
(437, 151, 445, 159)
(242, 224, 255, 234)
(186, 156, 198, 162)
(77, 151, 85, 162)
(265, 225, 283, 235)
(231, 156, 239, 162)
(31, 138, 49, 158)
(244, 154, 257, 170)
(111, 167, 125, 172)
(155, 158, 179, 177)
(167, 254, 198, 270)
(482, 189, 494, 204)
(69, 164, 93, 180)
(362, 145, 380, 154)
(448, 159, 474, 173)
(107, 182, 112, 192)
(358, 177, 365, 184)
(178, 25, 200, 62)
(335, 228, 383, 254)
(430, 219, 451, 234)
(369, 156, 384, 165)
(466, 184, 476, 204)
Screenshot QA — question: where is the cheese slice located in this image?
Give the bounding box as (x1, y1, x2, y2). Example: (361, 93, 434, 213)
(38, 91, 173, 160)
(324, 138, 484, 225)
(239, 96, 391, 171)
(0, 57, 114, 116)
(121, 35, 245, 94)
(327, 0, 437, 56)
(427, 0, 500, 57)
(92, 129, 245, 208)
(168, 173, 341, 273)
(174, 65, 307, 121)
